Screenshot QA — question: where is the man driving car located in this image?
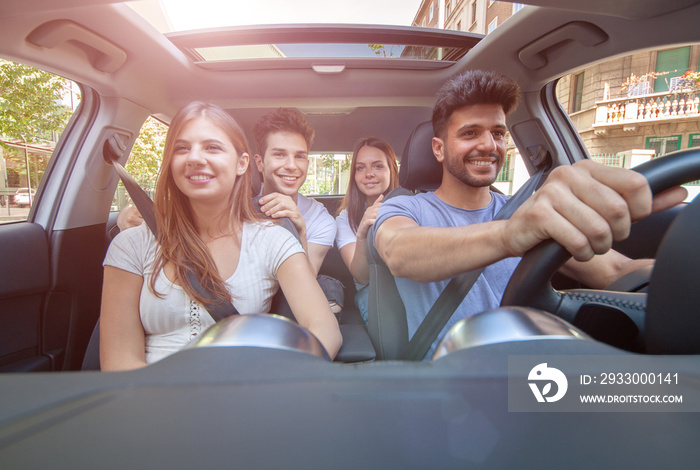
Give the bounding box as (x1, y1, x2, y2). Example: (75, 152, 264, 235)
(252, 107, 336, 275)
(373, 69, 687, 358)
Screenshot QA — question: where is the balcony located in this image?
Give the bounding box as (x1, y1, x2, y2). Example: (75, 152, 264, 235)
(593, 84, 700, 135)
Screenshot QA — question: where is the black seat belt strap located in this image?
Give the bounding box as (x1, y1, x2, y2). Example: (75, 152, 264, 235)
(105, 139, 238, 322)
(402, 167, 547, 360)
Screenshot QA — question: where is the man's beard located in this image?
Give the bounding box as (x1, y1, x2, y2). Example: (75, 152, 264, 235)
(443, 150, 502, 188)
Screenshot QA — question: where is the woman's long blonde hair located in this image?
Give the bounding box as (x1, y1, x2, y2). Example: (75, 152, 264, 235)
(336, 137, 399, 233)
(150, 102, 260, 305)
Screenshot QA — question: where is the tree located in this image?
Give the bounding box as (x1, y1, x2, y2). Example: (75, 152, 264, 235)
(125, 117, 167, 191)
(0, 59, 73, 148)
(1, 59, 76, 197)
(369, 44, 396, 58)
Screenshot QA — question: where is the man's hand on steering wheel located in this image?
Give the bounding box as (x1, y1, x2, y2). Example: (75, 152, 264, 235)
(502, 159, 686, 263)
(500, 150, 700, 350)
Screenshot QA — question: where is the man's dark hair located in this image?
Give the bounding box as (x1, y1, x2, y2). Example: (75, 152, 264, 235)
(253, 108, 315, 156)
(432, 70, 520, 138)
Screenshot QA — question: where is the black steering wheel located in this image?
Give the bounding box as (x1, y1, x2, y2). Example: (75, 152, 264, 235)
(501, 149, 700, 352)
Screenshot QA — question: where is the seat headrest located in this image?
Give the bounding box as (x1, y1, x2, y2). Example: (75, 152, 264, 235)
(399, 121, 442, 191)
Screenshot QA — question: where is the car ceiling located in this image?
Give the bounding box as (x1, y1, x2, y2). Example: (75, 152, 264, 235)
(2, 0, 700, 156)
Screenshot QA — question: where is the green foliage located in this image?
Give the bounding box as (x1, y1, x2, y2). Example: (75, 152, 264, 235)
(0, 59, 74, 147)
(125, 117, 167, 191)
(0, 59, 76, 190)
(368, 44, 395, 58)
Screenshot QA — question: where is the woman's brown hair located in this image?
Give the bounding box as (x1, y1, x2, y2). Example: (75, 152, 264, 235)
(337, 137, 399, 233)
(150, 102, 260, 305)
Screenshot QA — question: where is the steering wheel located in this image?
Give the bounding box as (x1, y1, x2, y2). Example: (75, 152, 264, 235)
(501, 148, 700, 352)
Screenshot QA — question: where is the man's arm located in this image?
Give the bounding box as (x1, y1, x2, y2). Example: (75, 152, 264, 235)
(376, 215, 512, 282)
(376, 161, 686, 284)
(560, 251, 653, 289)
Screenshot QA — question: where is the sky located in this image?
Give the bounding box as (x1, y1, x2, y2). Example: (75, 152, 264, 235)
(159, 0, 424, 31)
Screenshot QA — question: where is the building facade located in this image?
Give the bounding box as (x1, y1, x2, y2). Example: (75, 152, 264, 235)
(412, 1, 700, 198)
(557, 47, 700, 157)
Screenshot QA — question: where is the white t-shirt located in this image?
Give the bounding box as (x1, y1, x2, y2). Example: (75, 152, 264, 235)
(103, 221, 303, 363)
(335, 208, 356, 250)
(296, 193, 336, 247)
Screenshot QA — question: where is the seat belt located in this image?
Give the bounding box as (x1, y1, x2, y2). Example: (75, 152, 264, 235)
(104, 138, 238, 322)
(402, 166, 547, 360)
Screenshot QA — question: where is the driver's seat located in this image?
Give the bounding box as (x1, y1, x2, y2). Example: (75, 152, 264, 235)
(366, 121, 441, 360)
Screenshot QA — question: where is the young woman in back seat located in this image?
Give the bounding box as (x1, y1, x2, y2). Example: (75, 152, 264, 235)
(335, 137, 399, 323)
(100, 102, 341, 370)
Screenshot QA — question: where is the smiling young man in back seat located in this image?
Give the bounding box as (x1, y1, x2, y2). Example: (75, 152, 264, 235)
(252, 108, 344, 312)
(373, 70, 687, 358)
(252, 108, 336, 275)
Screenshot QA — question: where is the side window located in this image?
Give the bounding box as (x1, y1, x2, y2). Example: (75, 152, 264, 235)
(646, 135, 681, 156)
(494, 137, 525, 197)
(654, 47, 691, 92)
(488, 19, 498, 34)
(571, 72, 585, 113)
(111, 117, 168, 211)
(690, 134, 700, 148)
(0, 59, 80, 224)
(496, 152, 513, 183)
(555, 45, 700, 202)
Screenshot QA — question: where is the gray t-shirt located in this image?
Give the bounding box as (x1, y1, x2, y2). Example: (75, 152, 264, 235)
(375, 191, 521, 358)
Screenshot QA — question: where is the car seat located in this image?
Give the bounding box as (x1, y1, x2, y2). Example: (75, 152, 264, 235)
(366, 121, 441, 360)
(84, 142, 374, 369)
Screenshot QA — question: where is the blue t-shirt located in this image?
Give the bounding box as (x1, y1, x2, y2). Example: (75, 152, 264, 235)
(374, 191, 521, 358)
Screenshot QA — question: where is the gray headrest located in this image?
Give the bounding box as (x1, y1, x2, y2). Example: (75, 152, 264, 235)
(399, 121, 442, 191)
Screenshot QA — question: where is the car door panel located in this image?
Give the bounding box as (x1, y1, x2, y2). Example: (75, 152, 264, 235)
(0, 223, 50, 372)
(48, 224, 108, 370)
(0, 221, 107, 372)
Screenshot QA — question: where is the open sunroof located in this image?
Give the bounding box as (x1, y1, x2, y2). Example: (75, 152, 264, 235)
(165, 25, 482, 70)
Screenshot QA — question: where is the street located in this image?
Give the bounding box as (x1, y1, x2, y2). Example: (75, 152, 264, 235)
(0, 205, 30, 223)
